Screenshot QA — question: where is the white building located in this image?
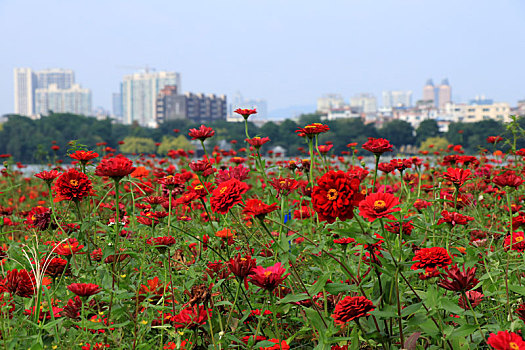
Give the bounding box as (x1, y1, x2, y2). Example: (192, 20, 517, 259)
(36, 68, 74, 90)
(443, 102, 511, 123)
(324, 106, 362, 121)
(35, 83, 92, 116)
(350, 93, 377, 114)
(121, 70, 181, 127)
(14, 68, 37, 116)
(317, 94, 345, 113)
(228, 91, 268, 122)
(382, 90, 412, 108)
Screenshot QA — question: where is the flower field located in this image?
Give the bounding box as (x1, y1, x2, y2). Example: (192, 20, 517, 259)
(2, 113, 525, 350)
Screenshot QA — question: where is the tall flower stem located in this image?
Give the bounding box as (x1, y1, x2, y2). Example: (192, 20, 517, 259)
(244, 119, 250, 140)
(107, 179, 121, 325)
(167, 190, 172, 236)
(200, 140, 208, 158)
(504, 189, 515, 321)
(372, 154, 380, 190)
(308, 138, 315, 187)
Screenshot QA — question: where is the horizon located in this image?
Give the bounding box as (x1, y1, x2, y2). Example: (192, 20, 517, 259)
(1, 0, 525, 118)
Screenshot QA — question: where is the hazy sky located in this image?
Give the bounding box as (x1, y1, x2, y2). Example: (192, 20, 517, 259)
(1, 0, 524, 115)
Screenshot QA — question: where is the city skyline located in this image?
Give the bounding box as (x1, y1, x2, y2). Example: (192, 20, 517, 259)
(1, 1, 525, 118)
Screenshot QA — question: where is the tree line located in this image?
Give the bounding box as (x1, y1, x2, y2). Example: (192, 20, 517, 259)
(0, 112, 523, 163)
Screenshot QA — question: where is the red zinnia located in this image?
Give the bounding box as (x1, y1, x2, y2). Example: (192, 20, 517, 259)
(411, 247, 452, 280)
(260, 339, 290, 350)
(312, 170, 364, 224)
(69, 150, 99, 163)
(171, 304, 209, 329)
(3, 269, 36, 298)
(268, 177, 299, 198)
(242, 198, 278, 219)
(234, 108, 257, 120)
(493, 171, 524, 189)
(94, 155, 136, 181)
(295, 123, 330, 138)
(437, 210, 474, 226)
(362, 137, 393, 156)
(331, 296, 375, 324)
(503, 232, 525, 252)
(228, 253, 257, 289)
(34, 170, 61, 185)
(249, 262, 290, 292)
(54, 168, 93, 202)
(358, 192, 401, 222)
(245, 136, 270, 149)
(441, 167, 472, 187)
(188, 125, 215, 141)
(53, 238, 85, 256)
(67, 283, 101, 297)
(487, 136, 503, 144)
(438, 264, 479, 292)
(210, 178, 249, 214)
(487, 331, 525, 350)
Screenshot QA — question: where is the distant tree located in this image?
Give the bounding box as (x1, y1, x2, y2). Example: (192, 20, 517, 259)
(120, 137, 156, 154)
(379, 120, 415, 148)
(158, 135, 194, 155)
(416, 119, 440, 145)
(420, 136, 449, 152)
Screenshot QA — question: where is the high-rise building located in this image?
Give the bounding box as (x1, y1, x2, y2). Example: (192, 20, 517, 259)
(349, 93, 377, 114)
(382, 90, 413, 108)
(14, 67, 90, 117)
(422, 79, 435, 105)
(35, 83, 92, 116)
(438, 79, 451, 109)
(121, 70, 181, 127)
(36, 68, 74, 89)
(14, 68, 37, 116)
(317, 94, 345, 113)
(112, 92, 122, 118)
(156, 86, 226, 123)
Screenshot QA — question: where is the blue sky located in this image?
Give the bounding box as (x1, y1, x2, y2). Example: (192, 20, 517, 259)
(1, 0, 524, 115)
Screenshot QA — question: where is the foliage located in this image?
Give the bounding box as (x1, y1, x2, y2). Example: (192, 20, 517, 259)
(119, 137, 156, 154)
(419, 136, 450, 152)
(157, 135, 195, 155)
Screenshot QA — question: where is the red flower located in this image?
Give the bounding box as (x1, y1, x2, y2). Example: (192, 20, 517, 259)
(458, 290, 483, 310)
(215, 165, 250, 184)
(487, 136, 503, 144)
(260, 339, 290, 350)
(493, 171, 524, 188)
(438, 265, 478, 292)
(503, 232, 525, 252)
(317, 144, 333, 155)
(234, 108, 257, 120)
(67, 283, 101, 297)
(437, 210, 474, 226)
(2, 269, 36, 298)
(171, 304, 209, 329)
(94, 156, 136, 181)
(413, 199, 432, 211)
(295, 123, 330, 138)
(358, 192, 401, 222)
(242, 198, 278, 219)
(210, 178, 249, 214)
(147, 236, 176, 247)
(34, 170, 61, 185)
(411, 247, 452, 280)
(331, 296, 375, 324)
(442, 167, 472, 187)
(362, 137, 393, 155)
(53, 238, 85, 256)
(487, 331, 525, 350)
(188, 125, 215, 141)
(228, 253, 257, 289)
(312, 171, 364, 224)
(245, 136, 270, 149)
(54, 168, 93, 202)
(268, 177, 299, 198)
(43, 257, 70, 278)
(249, 262, 290, 292)
(189, 158, 216, 177)
(69, 150, 99, 163)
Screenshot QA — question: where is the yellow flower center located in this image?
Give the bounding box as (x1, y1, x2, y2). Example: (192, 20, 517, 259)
(69, 179, 79, 186)
(264, 271, 272, 277)
(195, 185, 204, 190)
(327, 189, 338, 201)
(510, 342, 519, 350)
(219, 187, 228, 194)
(373, 200, 387, 212)
(516, 236, 524, 242)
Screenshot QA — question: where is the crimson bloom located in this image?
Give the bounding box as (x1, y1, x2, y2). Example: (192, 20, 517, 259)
(487, 331, 525, 350)
(189, 158, 216, 177)
(458, 290, 484, 310)
(493, 171, 524, 188)
(249, 262, 290, 292)
(358, 192, 401, 222)
(242, 198, 278, 219)
(94, 155, 136, 181)
(2, 269, 36, 298)
(437, 210, 474, 226)
(362, 137, 393, 155)
(54, 168, 93, 202)
(312, 170, 364, 224)
(69, 150, 99, 163)
(209, 178, 249, 214)
(34, 170, 61, 185)
(188, 125, 215, 141)
(245, 136, 270, 149)
(228, 253, 257, 289)
(487, 136, 503, 144)
(438, 264, 479, 292)
(268, 177, 299, 198)
(441, 167, 472, 187)
(331, 296, 375, 325)
(171, 304, 209, 329)
(53, 238, 85, 256)
(411, 247, 452, 280)
(67, 283, 101, 297)
(503, 231, 525, 252)
(295, 123, 330, 138)
(234, 108, 257, 120)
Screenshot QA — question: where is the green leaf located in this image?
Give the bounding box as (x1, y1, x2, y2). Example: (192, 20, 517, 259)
(308, 273, 331, 295)
(450, 324, 478, 338)
(440, 299, 464, 315)
(509, 284, 525, 296)
(401, 302, 423, 317)
(277, 293, 309, 304)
